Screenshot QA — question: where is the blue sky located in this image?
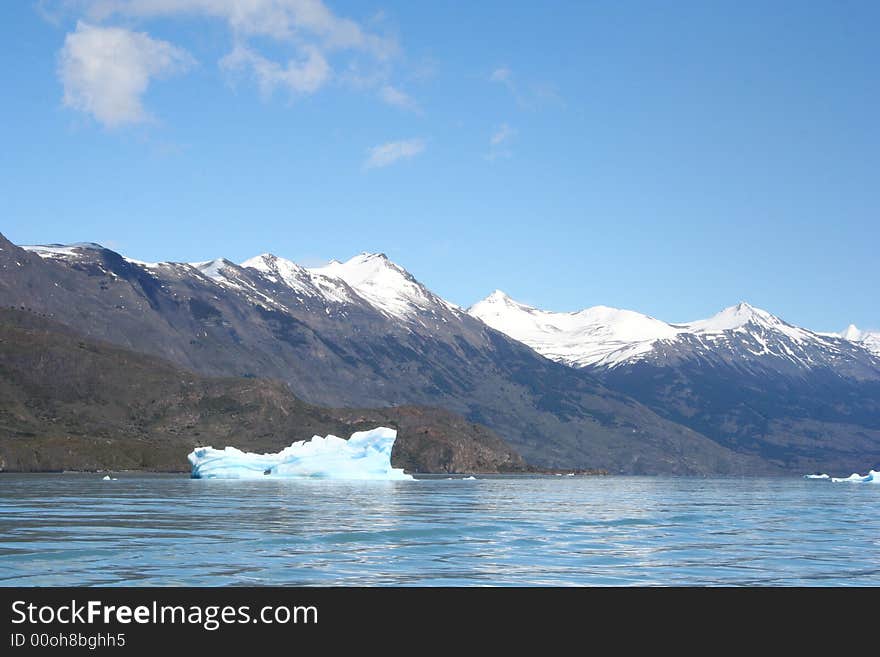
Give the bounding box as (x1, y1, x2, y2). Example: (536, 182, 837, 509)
(1, 1, 877, 331)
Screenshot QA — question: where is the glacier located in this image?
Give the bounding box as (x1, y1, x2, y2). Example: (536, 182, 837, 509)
(187, 427, 413, 480)
(830, 470, 879, 484)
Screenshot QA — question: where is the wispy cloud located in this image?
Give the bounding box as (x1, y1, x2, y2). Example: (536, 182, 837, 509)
(364, 138, 425, 170)
(490, 122, 515, 146)
(59, 21, 194, 127)
(379, 84, 420, 112)
(490, 67, 512, 83)
(489, 65, 563, 110)
(53, 1, 410, 124)
(220, 43, 329, 97)
(79, 0, 398, 59)
(485, 122, 515, 161)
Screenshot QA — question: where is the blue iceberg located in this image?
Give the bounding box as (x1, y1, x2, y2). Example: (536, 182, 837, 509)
(187, 427, 413, 480)
(830, 470, 879, 484)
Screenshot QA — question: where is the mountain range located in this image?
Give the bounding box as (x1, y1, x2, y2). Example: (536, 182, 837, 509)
(470, 291, 880, 373)
(2, 232, 878, 474)
(471, 291, 880, 472)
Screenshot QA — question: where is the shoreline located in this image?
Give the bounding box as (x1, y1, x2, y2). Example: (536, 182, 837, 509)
(0, 470, 818, 479)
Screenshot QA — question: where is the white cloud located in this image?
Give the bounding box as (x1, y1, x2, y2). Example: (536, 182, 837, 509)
(485, 122, 515, 161)
(490, 122, 514, 146)
(489, 67, 511, 83)
(483, 149, 512, 162)
(80, 0, 399, 59)
(79, 1, 398, 57)
(378, 84, 419, 112)
(59, 21, 194, 127)
(56, 0, 408, 114)
(364, 138, 425, 170)
(221, 43, 329, 96)
(53, 2, 415, 129)
(489, 65, 563, 110)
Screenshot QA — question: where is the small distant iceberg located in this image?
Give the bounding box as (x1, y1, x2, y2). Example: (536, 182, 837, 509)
(187, 427, 413, 481)
(804, 473, 830, 480)
(830, 470, 879, 484)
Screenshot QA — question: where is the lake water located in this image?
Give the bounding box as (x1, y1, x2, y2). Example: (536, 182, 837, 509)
(1, 474, 878, 586)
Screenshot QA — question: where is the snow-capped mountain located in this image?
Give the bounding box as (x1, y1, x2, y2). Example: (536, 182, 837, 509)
(231, 251, 459, 323)
(240, 253, 359, 305)
(831, 325, 880, 358)
(12, 236, 770, 476)
(9, 236, 880, 474)
(469, 290, 679, 368)
(470, 292, 880, 377)
(308, 253, 461, 320)
(469, 289, 880, 472)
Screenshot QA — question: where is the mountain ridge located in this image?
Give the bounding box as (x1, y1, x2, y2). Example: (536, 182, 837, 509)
(469, 290, 880, 376)
(4, 234, 764, 474)
(468, 290, 880, 473)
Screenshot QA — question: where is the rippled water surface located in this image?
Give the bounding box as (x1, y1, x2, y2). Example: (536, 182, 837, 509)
(1, 474, 878, 586)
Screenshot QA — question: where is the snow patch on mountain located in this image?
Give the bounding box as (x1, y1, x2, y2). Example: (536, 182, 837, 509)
(22, 243, 105, 260)
(191, 258, 239, 285)
(309, 253, 459, 320)
(685, 302, 772, 332)
(122, 256, 162, 269)
(681, 301, 818, 345)
(830, 325, 880, 357)
(25, 243, 172, 271)
(469, 290, 678, 368)
(241, 253, 356, 305)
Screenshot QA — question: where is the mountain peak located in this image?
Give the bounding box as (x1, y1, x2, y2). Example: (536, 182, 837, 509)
(191, 258, 238, 282)
(471, 291, 541, 316)
(834, 325, 880, 357)
(195, 257, 233, 267)
(470, 295, 681, 368)
(841, 324, 863, 341)
(309, 252, 453, 319)
(318, 252, 406, 277)
(241, 252, 304, 274)
(483, 290, 514, 304)
(248, 252, 277, 263)
(685, 301, 776, 332)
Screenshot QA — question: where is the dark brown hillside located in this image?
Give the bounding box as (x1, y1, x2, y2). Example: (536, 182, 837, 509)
(0, 309, 525, 473)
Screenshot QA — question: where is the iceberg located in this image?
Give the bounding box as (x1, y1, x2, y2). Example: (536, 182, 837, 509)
(830, 470, 879, 484)
(187, 427, 413, 481)
(803, 473, 829, 480)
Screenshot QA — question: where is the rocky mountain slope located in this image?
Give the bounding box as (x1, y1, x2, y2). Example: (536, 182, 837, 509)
(0, 234, 763, 474)
(0, 308, 526, 473)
